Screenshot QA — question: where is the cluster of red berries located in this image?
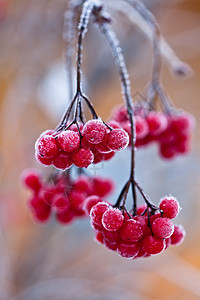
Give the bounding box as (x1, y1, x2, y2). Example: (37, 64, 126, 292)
(35, 119, 129, 169)
(89, 195, 185, 259)
(21, 169, 114, 224)
(111, 105, 195, 159)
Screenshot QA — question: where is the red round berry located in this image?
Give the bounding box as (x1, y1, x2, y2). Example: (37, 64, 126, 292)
(159, 196, 180, 219)
(35, 152, 53, 166)
(120, 219, 143, 242)
(103, 151, 115, 161)
(146, 112, 168, 136)
(83, 119, 106, 144)
(152, 217, 174, 239)
(117, 242, 140, 259)
(102, 208, 124, 231)
(72, 148, 94, 168)
(21, 169, 42, 193)
(57, 130, 80, 153)
(142, 235, 166, 255)
(106, 129, 129, 151)
(90, 202, 109, 226)
(94, 231, 104, 245)
(52, 194, 69, 210)
(135, 115, 149, 139)
(35, 134, 58, 158)
(82, 195, 102, 216)
(92, 177, 114, 197)
(56, 208, 74, 224)
(170, 224, 185, 246)
(53, 151, 73, 170)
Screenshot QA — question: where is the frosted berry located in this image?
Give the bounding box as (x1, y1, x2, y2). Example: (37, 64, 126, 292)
(170, 224, 185, 245)
(57, 130, 80, 153)
(21, 169, 42, 193)
(72, 148, 94, 168)
(53, 194, 69, 210)
(120, 219, 143, 242)
(117, 242, 140, 259)
(142, 235, 166, 255)
(135, 115, 149, 139)
(159, 196, 180, 219)
(90, 202, 109, 226)
(83, 195, 102, 215)
(106, 129, 129, 151)
(35, 134, 58, 158)
(92, 177, 114, 197)
(53, 151, 73, 170)
(103, 229, 121, 244)
(83, 119, 106, 144)
(102, 208, 124, 231)
(35, 152, 53, 166)
(152, 217, 174, 239)
(146, 112, 168, 136)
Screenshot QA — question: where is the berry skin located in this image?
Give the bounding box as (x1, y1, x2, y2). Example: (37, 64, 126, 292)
(95, 231, 104, 245)
(102, 208, 124, 231)
(146, 112, 168, 136)
(72, 148, 94, 168)
(56, 208, 74, 224)
(102, 229, 121, 244)
(135, 115, 149, 139)
(21, 169, 42, 193)
(83, 119, 106, 144)
(117, 242, 140, 259)
(170, 224, 185, 246)
(171, 113, 195, 132)
(90, 202, 109, 226)
(103, 151, 115, 161)
(34, 206, 51, 222)
(142, 235, 166, 255)
(120, 219, 143, 242)
(106, 129, 129, 151)
(137, 205, 147, 215)
(52, 194, 69, 210)
(82, 195, 102, 216)
(57, 130, 80, 153)
(92, 177, 114, 197)
(74, 176, 91, 192)
(35, 134, 58, 158)
(53, 151, 73, 170)
(159, 196, 180, 219)
(35, 152, 53, 166)
(152, 217, 174, 239)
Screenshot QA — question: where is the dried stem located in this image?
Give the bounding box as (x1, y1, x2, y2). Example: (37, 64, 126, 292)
(96, 20, 137, 213)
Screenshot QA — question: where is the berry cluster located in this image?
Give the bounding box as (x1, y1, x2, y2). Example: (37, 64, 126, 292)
(35, 119, 129, 169)
(21, 169, 114, 224)
(89, 196, 185, 259)
(111, 105, 195, 159)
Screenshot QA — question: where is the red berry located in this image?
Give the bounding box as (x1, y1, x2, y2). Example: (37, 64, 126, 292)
(57, 130, 80, 153)
(112, 105, 128, 122)
(83, 119, 106, 144)
(102, 208, 124, 231)
(92, 177, 114, 197)
(83, 195, 102, 216)
(90, 202, 109, 226)
(146, 112, 168, 136)
(35, 152, 53, 166)
(33, 206, 51, 222)
(106, 129, 129, 151)
(135, 115, 149, 139)
(142, 235, 166, 255)
(103, 229, 121, 244)
(94, 231, 104, 244)
(35, 134, 58, 158)
(120, 219, 143, 242)
(103, 151, 115, 161)
(56, 208, 74, 224)
(104, 238, 118, 251)
(107, 120, 122, 129)
(91, 148, 104, 164)
(117, 242, 140, 259)
(152, 217, 174, 239)
(72, 148, 94, 168)
(53, 151, 73, 170)
(171, 113, 195, 133)
(137, 205, 147, 215)
(159, 144, 176, 159)
(74, 176, 91, 192)
(159, 196, 180, 219)
(69, 191, 85, 211)
(52, 194, 69, 210)
(170, 224, 185, 245)
(21, 169, 42, 193)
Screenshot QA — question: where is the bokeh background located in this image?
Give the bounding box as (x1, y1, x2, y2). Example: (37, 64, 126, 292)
(0, 0, 200, 299)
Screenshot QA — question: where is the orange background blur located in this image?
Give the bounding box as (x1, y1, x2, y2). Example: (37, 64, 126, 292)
(0, 1, 200, 299)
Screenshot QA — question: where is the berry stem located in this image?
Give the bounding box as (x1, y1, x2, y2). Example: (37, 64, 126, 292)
(97, 21, 137, 211)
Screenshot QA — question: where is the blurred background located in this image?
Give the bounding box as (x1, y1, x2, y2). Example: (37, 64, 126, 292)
(0, 0, 200, 299)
